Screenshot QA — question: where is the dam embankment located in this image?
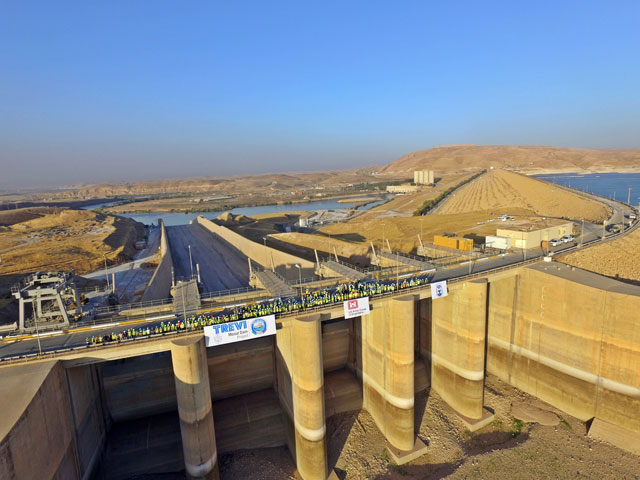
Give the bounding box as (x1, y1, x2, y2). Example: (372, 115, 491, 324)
(1, 263, 638, 479)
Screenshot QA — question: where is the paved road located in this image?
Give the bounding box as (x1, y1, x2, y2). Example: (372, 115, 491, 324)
(166, 224, 250, 293)
(2, 209, 637, 361)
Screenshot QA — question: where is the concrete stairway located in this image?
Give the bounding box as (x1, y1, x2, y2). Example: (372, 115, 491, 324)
(253, 270, 297, 297)
(173, 280, 201, 316)
(317, 260, 366, 280)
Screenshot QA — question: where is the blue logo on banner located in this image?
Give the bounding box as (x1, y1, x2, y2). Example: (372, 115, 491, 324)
(436, 284, 443, 297)
(251, 318, 267, 335)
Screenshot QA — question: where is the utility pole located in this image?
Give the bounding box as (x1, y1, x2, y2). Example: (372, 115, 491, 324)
(628, 186, 632, 206)
(396, 251, 399, 290)
(33, 313, 42, 356)
(103, 253, 110, 290)
(263, 237, 268, 269)
(602, 220, 607, 241)
(580, 218, 584, 247)
(188, 245, 193, 278)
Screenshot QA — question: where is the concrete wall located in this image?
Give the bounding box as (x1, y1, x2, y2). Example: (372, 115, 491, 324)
(431, 279, 488, 420)
(487, 266, 640, 433)
(141, 219, 173, 302)
(102, 336, 275, 422)
(196, 216, 314, 281)
(0, 362, 107, 479)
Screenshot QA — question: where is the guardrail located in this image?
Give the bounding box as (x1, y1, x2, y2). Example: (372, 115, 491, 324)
(0, 256, 546, 365)
(200, 286, 257, 299)
(4, 214, 638, 359)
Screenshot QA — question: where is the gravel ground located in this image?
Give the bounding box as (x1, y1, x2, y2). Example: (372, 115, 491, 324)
(219, 375, 639, 480)
(559, 226, 640, 284)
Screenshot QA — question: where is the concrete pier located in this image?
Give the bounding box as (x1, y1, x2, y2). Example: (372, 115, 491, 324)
(276, 313, 328, 480)
(361, 296, 416, 451)
(431, 279, 491, 427)
(170, 337, 219, 480)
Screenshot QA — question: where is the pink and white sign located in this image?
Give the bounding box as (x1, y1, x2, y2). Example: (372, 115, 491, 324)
(343, 297, 370, 319)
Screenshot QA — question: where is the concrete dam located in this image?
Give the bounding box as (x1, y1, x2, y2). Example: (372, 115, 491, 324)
(1, 262, 639, 479)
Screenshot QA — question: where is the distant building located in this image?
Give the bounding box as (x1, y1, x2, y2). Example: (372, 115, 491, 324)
(497, 219, 574, 249)
(413, 170, 435, 185)
(386, 185, 420, 194)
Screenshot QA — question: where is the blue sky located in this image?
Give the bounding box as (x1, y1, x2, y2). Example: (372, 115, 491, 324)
(1, 1, 639, 187)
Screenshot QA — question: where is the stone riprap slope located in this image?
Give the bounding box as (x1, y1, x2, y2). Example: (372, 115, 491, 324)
(559, 226, 640, 284)
(435, 169, 609, 222)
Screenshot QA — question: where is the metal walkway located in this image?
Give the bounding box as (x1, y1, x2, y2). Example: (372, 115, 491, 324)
(378, 252, 435, 270)
(253, 271, 297, 297)
(320, 260, 366, 280)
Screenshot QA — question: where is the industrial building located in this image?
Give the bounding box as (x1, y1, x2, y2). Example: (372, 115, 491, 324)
(386, 184, 420, 194)
(496, 219, 574, 249)
(413, 170, 435, 185)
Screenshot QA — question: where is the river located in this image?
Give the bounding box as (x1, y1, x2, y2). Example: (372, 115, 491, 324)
(115, 196, 390, 226)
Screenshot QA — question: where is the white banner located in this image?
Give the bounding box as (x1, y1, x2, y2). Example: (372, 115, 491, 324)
(204, 315, 276, 347)
(431, 281, 448, 299)
(343, 297, 370, 319)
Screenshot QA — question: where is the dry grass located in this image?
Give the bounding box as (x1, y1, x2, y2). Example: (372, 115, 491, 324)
(319, 211, 521, 255)
(436, 170, 609, 222)
(0, 209, 144, 276)
(558, 226, 640, 284)
(355, 173, 472, 219)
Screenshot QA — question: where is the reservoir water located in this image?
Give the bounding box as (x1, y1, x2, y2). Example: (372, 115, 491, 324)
(117, 196, 390, 226)
(533, 173, 640, 205)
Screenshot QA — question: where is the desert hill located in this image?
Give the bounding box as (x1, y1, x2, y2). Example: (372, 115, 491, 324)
(0, 209, 144, 277)
(379, 145, 640, 174)
(436, 169, 610, 222)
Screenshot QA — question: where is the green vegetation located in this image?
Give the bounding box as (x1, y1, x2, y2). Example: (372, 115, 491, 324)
(413, 170, 486, 216)
(511, 418, 524, 437)
(346, 179, 412, 192)
(560, 418, 572, 430)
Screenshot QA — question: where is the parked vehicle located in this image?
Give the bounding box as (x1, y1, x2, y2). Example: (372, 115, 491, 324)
(549, 238, 562, 246)
(561, 235, 574, 243)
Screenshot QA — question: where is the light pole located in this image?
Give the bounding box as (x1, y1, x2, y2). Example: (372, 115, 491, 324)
(33, 313, 42, 356)
(187, 244, 193, 278)
(295, 264, 302, 293)
(602, 220, 607, 241)
(580, 218, 584, 247)
(103, 253, 110, 290)
(263, 237, 268, 269)
(628, 186, 632, 206)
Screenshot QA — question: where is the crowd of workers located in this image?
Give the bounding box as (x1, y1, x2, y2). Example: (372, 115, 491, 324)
(86, 272, 433, 346)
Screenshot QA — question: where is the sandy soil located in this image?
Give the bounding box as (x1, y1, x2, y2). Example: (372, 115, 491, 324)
(436, 170, 609, 222)
(219, 374, 640, 480)
(0, 209, 144, 277)
(273, 232, 372, 265)
(558, 226, 640, 285)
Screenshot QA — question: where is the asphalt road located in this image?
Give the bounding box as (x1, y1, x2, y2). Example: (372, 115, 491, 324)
(2, 208, 637, 361)
(166, 224, 250, 293)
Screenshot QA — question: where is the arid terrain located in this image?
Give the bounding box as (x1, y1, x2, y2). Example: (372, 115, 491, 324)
(0, 208, 144, 289)
(435, 169, 609, 222)
(219, 374, 640, 480)
(558, 226, 640, 285)
(380, 145, 640, 175)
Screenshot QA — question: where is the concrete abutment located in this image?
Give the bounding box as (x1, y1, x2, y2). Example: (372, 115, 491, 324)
(3, 264, 640, 476)
(170, 337, 219, 480)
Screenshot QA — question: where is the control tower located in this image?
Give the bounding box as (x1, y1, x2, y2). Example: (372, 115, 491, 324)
(11, 271, 81, 333)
